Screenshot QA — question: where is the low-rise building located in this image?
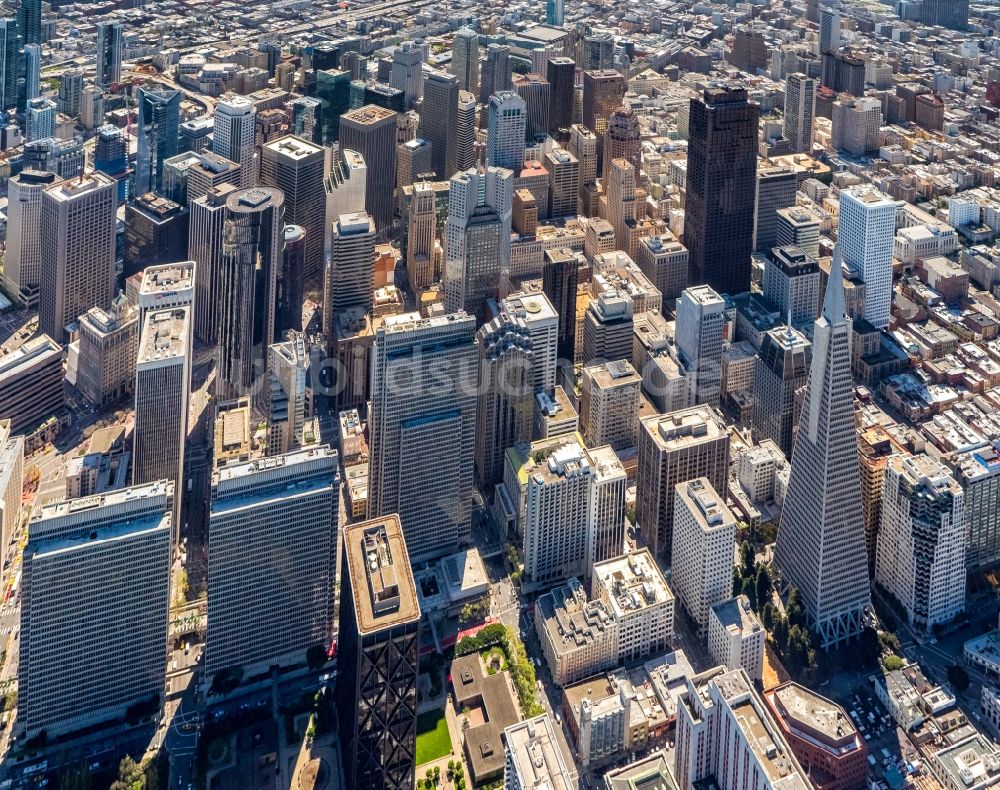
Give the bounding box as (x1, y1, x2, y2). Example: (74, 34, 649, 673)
(535, 577, 618, 687)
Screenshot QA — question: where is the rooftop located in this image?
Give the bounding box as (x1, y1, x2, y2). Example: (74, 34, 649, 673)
(139, 261, 195, 296)
(766, 682, 861, 752)
(504, 715, 572, 790)
(264, 134, 323, 159)
(593, 549, 673, 620)
(343, 514, 420, 634)
(137, 307, 190, 365)
(642, 406, 726, 450)
(711, 595, 763, 639)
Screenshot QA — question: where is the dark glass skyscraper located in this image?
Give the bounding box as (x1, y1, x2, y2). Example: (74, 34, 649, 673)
(16, 0, 40, 47)
(0, 18, 17, 111)
(135, 87, 180, 196)
(683, 85, 759, 296)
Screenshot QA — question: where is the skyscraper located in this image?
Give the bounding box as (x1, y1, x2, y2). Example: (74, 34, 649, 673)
(684, 86, 759, 295)
(214, 93, 256, 188)
(389, 41, 423, 111)
(602, 108, 641, 183)
(838, 186, 897, 329)
(763, 245, 821, 324)
(324, 148, 367, 257)
(486, 91, 527, 171)
(266, 332, 311, 454)
(95, 21, 123, 89)
(636, 405, 729, 561)
(444, 165, 514, 318)
(405, 181, 437, 291)
(315, 68, 351, 142)
(819, 7, 840, 54)
(876, 454, 965, 635)
(260, 135, 326, 280)
(133, 306, 191, 539)
(753, 165, 797, 254)
(513, 72, 551, 141)
(0, 18, 16, 111)
(3, 169, 55, 308)
(17, 0, 40, 48)
(206, 447, 339, 679)
(773, 248, 871, 648)
(451, 28, 479, 94)
(277, 224, 305, 335)
(217, 186, 284, 398)
(22, 43, 39, 105)
(480, 43, 511, 101)
(369, 312, 477, 563)
(546, 0, 564, 25)
(39, 172, 117, 343)
(419, 70, 459, 180)
(675, 285, 725, 408)
(456, 90, 478, 171)
(922, 0, 969, 29)
(783, 73, 816, 154)
(752, 325, 811, 457)
(20, 482, 172, 740)
(340, 104, 398, 232)
(542, 247, 579, 365)
(135, 86, 181, 196)
(337, 515, 421, 790)
(582, 69, 625, 167)
(25, 96, 54, 141)
(475, 313, 534, 487)
(189, 183, 238, 345)
(546, 57, 576, 138)
(328, 211, 376, 314)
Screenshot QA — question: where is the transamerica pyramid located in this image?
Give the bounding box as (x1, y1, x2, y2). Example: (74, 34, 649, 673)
(773, 244, 871, 649)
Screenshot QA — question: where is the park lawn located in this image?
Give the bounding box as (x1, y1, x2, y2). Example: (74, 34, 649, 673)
(415, 710, 453, 765)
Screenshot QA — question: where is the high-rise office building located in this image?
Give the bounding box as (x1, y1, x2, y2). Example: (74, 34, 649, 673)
(56, 69, 83, 118)
(3, 169, 56, 308)
(369, 312, 477, 563)
(0, 421, 23, 556)
(207, 447, 339, 678)
(501, 290, 559, 395)
(838, 186, 897, 329)
(952, 443, 1000, 572)
(475, 313, 534, 487)
(636, 235, 688, 303)
(0, 18, 16, 111)
(389, 41, 423, 110)
(753, 165, 797, 254)
(635, 405, 729, 561)
(451, 27, 479, 94)
(39, 172, 117, 343)
(328, 211, 376, 314)
(189, 183, 238, 344)
(546, 0, 564, 25)
(603, 109, 641, 185)
(260, 135, 325, 280)
(776, 207, 821, 260)
(135, 258, 195, 330)
(546, 57, 576, 138)
(405, 180, 437, 291)
(505, 716, 572, 790)
(821, 51, 865, 96)
(580, 360, 641, 451)
(186, 151, 242, 206)
(277, 224, 305, 336)
(486, 91, 527, 171)
(419, 70, 459, 180)
(337, 515, 421, 790)
(922, 0, 969, 29)
(579, 33, 614, 71)
(217, 186, 284, 398)
(773, 249, 871, 648)
(23, 43, 40, 104)
(582, 69, 625, 166)
(315, 68, 351, 142)
(684, 86, 759, 295)
(266, 332, 311, 455)
(763, 245, 821, 325)
(783, 73, 816, 154)
(340, 104, 398, 232)
(542, 247, 579, 364)
(324, 148, 367, 257)
(671, 478, 737, 635)
(17, 0, 40, 48)
(752, 325, 811, 457)
(20, 482, 172, 740)
(95, 21, 123, 89)
(513, 72, 551, 141)
(397, 136, 433, 194)
(545, 148, 579, 219)
(480, 43, 511, 101)
(582, 288, 634, 365)
(213, 93, 256, 188)
(76, 298, 137, 409)
(675, 285, 725, 408)
(135, 86, 180, 196)
(123, 192, 189, 278)
(443, 165, 513, 319)
(876, 454, 965, 634)
(133, 306, 191, 539)
(819, 7, 840, 54)
(456, 90, 478, 171)
(831, 97, 882, 156)
(25, 96, 53, 141)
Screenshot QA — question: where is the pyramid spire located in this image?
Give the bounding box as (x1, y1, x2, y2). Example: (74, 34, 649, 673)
(823, 242, 848, 324)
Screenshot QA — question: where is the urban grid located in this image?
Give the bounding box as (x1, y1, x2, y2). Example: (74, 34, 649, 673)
(4, 0, 1000, 788)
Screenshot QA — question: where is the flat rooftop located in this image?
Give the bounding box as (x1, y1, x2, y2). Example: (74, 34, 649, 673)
(343, 514, 420, 635)
(0, 334, 62, 381)
(642, 406, 726, 450)
(264, 134, 323, 159)
(767, 682, 859, 751)
(504, 715, 572, 790)
(139, 261, 195, 296)
(138, 307, 190, 365)
(593, 549, 673, 619)
(711, 595, 763, 639)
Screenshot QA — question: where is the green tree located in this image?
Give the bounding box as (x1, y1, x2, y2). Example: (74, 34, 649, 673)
(754, 566, 771, 612)
(733, 567, 742, 596)
(58, 765, 91, 790)
(110, 756, 159, 790)
(741, 576, 757, 611)
(786, 625, 811, 671)
(771, 614, 789, 651)
(761, 602, 775, 632)
(739, 541, 756, 579)
(879, 631, 901, 654)
(883, 655, 905, 671)
(786, 586, 806, 629)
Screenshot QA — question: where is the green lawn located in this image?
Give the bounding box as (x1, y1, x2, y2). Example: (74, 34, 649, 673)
(415, 710, 452, 765)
